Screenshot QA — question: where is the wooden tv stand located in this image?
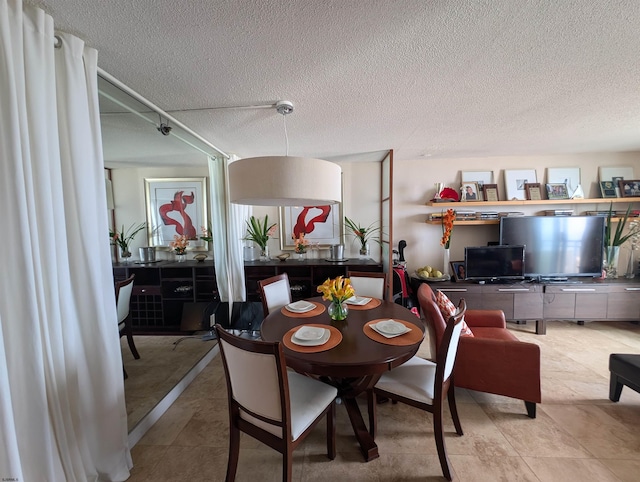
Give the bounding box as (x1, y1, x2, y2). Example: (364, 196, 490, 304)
(410, 277, 640, 334)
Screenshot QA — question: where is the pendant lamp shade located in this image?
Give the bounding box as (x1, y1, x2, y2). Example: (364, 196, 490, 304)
(229, 156, 342, 206)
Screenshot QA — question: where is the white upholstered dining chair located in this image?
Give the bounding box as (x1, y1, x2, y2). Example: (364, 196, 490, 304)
(258, 273, 292, 316)
(347, 270, 387, 299)
(115, 274, 139, 378)
(367, 299, 467, 481)
(215, 325, 337, 482)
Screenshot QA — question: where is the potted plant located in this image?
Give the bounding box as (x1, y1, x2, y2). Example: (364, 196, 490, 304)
(110, 222, 146, 262)
(604, 203, 640, 278)
(344, 216, 381, 257)
(243, 215, 277, 261)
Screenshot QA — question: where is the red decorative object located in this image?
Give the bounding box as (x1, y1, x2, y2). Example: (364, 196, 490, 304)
(439, 187, 460, 201)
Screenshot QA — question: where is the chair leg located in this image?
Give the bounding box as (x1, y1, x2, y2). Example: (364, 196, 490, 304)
(367, 390, 377, 438)
(283, 447, 293, 482)
(124, 316, 140, 359)
(225, 424, 240, 482)
(327, 401, 336, 459)
(447, 387, 463, 436)
(433, 401, 453, 481)
(525, 401, 536, 418)
(127, 332, 140, 359)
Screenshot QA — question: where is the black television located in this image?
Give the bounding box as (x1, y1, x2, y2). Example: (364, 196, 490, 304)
(499, 216, 605, 279)
(464, 245, 525, 281)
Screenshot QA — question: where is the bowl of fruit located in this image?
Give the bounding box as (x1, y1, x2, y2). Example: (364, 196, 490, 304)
(414, 265, 451, 282)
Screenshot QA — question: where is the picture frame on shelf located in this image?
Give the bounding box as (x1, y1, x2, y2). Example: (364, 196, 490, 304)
(599, 166, 634, 197)
(504, 169, 537, 200)
(461, 171, 494, 196)
(618, 179, 640, 197)
(483, 184, 499, 201)
(546, 167, 581, 197)
(450, 261, 465, 281)
(279, 204, 343, 250)
(144, 177, 208, 251)
(546, 183, 570, 200)
(600, 181, 618, 198)
(524, 183, 543, 201)
(460, 181, 481, 201)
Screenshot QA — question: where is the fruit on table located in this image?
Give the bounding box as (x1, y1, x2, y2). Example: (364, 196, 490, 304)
(417, 266, 443, 278)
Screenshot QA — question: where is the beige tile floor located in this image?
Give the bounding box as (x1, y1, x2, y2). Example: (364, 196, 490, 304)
(125, 320, 640, 481)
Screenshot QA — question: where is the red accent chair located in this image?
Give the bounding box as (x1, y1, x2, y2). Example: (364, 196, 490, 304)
(417, 283, 541, 418)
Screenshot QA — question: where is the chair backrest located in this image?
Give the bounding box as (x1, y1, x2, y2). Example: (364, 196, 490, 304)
(416, 283, 447, 358)
(347, 271, 387, 299)
(258, 273, 292, 315)
(438, 299, 466, 383)
(115, 274, 135, 325)
(215, 325, 291, 440)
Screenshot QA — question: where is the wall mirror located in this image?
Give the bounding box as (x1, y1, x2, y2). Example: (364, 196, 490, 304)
(99, 71, 222, 436)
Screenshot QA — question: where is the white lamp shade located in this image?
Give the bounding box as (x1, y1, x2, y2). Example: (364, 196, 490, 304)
(229, 156, 342, 206)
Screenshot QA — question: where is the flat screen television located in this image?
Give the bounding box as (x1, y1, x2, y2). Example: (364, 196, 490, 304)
(464, 245, 525, 281)
(499, 216, 605, 279)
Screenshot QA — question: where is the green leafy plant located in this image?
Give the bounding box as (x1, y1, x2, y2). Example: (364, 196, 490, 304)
(605, 203, 640, 247)
(243, 215, 276, 250)
(344, 216, 381, 249)
(109, 222, 146, 251)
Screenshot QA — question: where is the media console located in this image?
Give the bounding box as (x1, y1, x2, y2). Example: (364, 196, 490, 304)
(410, 277, 640, 335)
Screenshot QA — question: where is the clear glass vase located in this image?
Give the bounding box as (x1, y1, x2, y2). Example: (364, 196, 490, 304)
(359, 243, 370, 258)
(176, 252, 187, 262)
(296, 251, 306, 261)
(604, 246, 620, 279)
(328, 301, 349, 321)
(626, 249, 636, 279)
(259, 245, 270, 261)
(120, 247, 132, 263)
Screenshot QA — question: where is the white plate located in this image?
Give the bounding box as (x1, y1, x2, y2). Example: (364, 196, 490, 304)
(294, 326, 326, 341)
(373, 320, 410, 337)
(290, 329, 331, 346)
(285, 301, 315, 313)
(345, 296, 372, 306)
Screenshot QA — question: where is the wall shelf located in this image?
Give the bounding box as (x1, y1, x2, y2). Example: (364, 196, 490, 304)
(425, 197, 640, 225)
(426, 197, 640, 207)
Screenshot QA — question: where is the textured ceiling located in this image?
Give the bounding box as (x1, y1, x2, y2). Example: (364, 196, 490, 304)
(32, 0, 640, 165)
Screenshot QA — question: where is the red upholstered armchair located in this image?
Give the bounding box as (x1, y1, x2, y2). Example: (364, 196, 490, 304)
(417, 283, 541, 418)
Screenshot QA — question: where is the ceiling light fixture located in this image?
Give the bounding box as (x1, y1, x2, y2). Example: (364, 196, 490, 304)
(228, 101, 342, 206)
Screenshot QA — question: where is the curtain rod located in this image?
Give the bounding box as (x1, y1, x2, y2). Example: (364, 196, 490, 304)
(97, 67, 230, 159)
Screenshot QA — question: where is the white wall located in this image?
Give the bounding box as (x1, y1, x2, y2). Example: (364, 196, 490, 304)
(109, 161, 383, 262)
(394, 152, 640, 274)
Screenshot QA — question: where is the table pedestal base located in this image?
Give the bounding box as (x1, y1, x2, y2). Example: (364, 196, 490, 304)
(329, 375, 381, 462)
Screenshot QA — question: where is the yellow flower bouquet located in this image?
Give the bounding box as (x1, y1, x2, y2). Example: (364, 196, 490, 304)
(317, 276, 355, 321)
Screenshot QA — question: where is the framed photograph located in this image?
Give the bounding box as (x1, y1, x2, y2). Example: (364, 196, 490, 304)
(504, 169, 537, 200)
(483, 184, 499, 201)
(600, 181, 618, 198)
(460, 182, 481, 202)
(450, 261, 465, 281)
(144, 177, 208, 251)
(546, 183, 570, 200)
(599, 166, 635, 197)
(461, 171, 494, 195)
(546, 167, 581, 197)
(524, 182, 542, 201)
(279, 204, 343, 250)
(618, 179, 640, 198)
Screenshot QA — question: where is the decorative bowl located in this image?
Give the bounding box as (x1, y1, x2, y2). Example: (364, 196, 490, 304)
(276, 253, 290, 262)
(193, 253, 208, 263)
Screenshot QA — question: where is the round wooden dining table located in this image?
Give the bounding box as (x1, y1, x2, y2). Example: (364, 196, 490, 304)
(260, 296, 425, 462)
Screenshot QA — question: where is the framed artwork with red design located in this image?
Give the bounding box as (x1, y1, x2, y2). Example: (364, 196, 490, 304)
(144, 177, 208, 251)
(279, 204, 343, 250)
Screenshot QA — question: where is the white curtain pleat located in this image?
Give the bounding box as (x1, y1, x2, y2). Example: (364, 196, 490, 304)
(209, 155, 248, 308)
(0, 1, 131, 480)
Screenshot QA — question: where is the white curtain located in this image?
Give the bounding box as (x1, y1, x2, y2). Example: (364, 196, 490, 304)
(209, 155, 248, 307)
(0, 1, 131, 480)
